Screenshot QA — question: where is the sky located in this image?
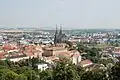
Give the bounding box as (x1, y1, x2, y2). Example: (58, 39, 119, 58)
(0, 0, 120, 29)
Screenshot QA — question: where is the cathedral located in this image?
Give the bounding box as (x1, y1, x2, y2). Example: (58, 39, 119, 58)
(54, 25, 68, 45)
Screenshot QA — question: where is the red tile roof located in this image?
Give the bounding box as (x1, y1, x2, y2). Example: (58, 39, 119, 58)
(3, 44, 17, 50)
(56, 52, 71, 57)
(71, 53, 80, 57)
(80, 59, 93, 67)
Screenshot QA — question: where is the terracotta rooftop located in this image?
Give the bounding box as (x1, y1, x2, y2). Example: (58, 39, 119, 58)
(45, 56, 59, 61)
(3, 44, 17, 50)
(80, 59, 93, 67)
(113, 47, 120, 54)
(0, 55, 5, 59)
(44, 47, 66, 51)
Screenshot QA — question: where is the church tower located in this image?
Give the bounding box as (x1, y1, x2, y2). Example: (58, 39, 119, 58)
(54, 25, 58, 45)
(59, 24, 62, 35)
(54, 24, 66, 45)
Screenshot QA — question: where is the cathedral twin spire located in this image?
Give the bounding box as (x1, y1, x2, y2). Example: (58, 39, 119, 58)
(55, 24, 62, 35)
(54, 24, 63, 45)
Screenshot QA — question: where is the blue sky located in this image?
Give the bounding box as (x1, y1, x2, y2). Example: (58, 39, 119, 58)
(0, 0, 120, 29)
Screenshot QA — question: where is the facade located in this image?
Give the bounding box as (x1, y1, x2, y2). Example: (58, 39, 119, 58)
(42, 44, 67, 57)
(9, 56, 30, 62)
(71, 50, 81, 65)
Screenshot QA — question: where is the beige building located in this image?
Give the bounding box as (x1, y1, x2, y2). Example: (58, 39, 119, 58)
(42, 43, 67, 57)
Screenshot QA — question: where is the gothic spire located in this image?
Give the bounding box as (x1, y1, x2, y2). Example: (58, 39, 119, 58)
(55, 24, 58, 34)
(59, 24, 62, 35)
(54, 24, 58, 45)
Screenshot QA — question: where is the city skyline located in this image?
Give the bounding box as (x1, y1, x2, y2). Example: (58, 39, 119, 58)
(0, 0, 120, 29)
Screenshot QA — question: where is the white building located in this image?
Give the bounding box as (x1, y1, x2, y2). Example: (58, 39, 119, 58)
(36, 63, 49, 71)
(9, 56, 30, 62)
(71, 51, 81, 65)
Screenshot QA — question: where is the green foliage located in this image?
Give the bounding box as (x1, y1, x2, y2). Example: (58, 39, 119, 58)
(5, 59, 15, 67)
(99, 58, 114, 66)
(0, 69, 11, 80)
(0, 52, 120, 80)
(23, 70, 38, 80)
(39, 70, 53, 80)
(109, 40, 120, 47)
(77, 42, 102, 63)
(110, 62, 120, 80)
(14, 66, 33, 74)
(65, 41, 73, 48)
(77, 43, 87, 52)
(5, 71, 18, 80)
(81, 70, 107, 80)
(0, 60, 8, 67)
(53, 60, 80, 80)
(14, 74, 27, 80)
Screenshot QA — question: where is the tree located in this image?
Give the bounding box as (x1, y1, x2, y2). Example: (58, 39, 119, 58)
(81, 47, 102, 63)
(14, 66, 32, 74)
(0, 72, 6, 80)
(53, 59, 79, 80)
(0, 67, 15, 80)
(39, 70, 54, 80)
(99, 58, 114, 66)
(77, 43, 87, 53)
(14, 74, 27, 80)
(110, 62, 120, 80)
(23, 70, 39, 80)
(5, 71, 18, 80)
(0, 69, 9, 80)
(65, 41, 73, 48)
(31, 57, 39, 67)
(115, 43, 119, 47)
(0, 60, 8, 67)
(5, 59, 14, 67)
(81, 69, 107, 80)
